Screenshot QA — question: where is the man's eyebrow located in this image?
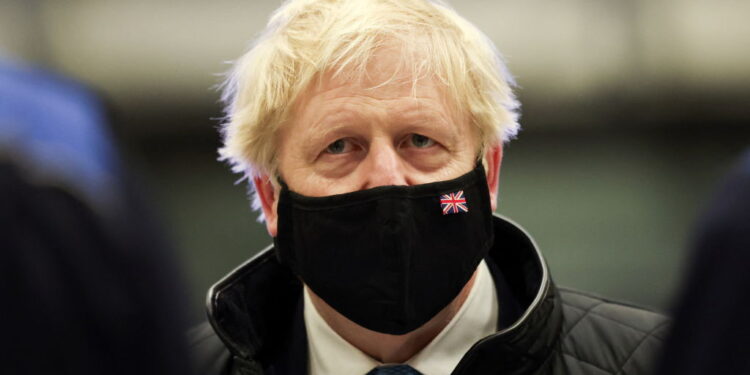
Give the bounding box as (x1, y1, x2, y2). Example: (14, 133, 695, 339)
(393, 103, 457, 132)
(307, 109, 361, 134)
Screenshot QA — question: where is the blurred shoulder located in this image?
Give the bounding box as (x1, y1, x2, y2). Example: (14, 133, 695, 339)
(556, 288, 670, 374)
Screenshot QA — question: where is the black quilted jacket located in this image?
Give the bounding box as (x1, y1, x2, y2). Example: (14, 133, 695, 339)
(191, 215, 669, 375)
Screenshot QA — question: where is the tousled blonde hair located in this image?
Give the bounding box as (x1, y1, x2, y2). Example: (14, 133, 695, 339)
(219, 0, 520, 212)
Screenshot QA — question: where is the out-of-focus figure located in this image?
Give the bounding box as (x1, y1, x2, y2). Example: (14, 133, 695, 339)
(656, 150, 750, 374)
(0, 59, 193, 375)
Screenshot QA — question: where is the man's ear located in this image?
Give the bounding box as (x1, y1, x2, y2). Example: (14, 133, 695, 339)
(253, 175, 279, 237)
(483, 144, 503, 212)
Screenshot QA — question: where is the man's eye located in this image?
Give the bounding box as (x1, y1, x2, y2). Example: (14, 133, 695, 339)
(410, 134, 436, 148)
(325, 139, 349, 154)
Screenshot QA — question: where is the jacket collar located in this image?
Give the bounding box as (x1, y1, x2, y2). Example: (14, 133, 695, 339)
(451, 215, 563, 375)
(206, 214, 563, 374)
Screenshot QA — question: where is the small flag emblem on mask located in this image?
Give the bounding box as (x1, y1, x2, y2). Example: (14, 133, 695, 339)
(440, 190, 468, 215)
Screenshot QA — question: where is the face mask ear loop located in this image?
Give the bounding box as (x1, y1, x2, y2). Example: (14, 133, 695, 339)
(275, 174, 289, 193)
(470, 155, 486, 176)
(271, 170, 290, 261)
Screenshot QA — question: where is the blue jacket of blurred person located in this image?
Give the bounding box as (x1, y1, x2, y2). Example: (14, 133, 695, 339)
(0, 58, 120, 211)
(0, 58, 193, 375)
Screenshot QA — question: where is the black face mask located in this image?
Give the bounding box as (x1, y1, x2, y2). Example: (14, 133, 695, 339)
(273, 162, 495, 335)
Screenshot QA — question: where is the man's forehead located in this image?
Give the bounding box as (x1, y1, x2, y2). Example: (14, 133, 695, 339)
(292, 72, 462, 134)
(296, 74, 458, 126)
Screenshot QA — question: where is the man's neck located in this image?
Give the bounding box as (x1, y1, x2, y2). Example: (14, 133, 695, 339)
(306, 269, 479, 363)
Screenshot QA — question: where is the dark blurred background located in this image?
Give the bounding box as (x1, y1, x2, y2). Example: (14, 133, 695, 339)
(2, 0, 747, 323)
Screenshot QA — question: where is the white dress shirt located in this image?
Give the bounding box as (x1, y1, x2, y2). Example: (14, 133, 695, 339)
(304, 260, 499, 375)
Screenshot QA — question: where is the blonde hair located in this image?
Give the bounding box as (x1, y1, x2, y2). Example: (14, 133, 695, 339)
(219, 0, 520, 211)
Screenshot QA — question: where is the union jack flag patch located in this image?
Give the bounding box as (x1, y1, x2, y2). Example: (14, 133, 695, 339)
(440, 190, 468, 215)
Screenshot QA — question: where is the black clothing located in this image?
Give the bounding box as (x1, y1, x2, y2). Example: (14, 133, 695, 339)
(1, 162, 192, 375)
(191, 215, 669, 375)
(656, 150, 750, 374)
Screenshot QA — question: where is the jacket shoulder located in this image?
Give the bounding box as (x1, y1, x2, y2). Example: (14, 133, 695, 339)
(556, 288, 670, 375)
(189, 321, 233, 375)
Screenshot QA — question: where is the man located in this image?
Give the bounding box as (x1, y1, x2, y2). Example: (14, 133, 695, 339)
(192, 1, 668, 374)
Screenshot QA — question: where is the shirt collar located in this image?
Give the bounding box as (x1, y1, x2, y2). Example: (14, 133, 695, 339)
(304, 260, 498, 375)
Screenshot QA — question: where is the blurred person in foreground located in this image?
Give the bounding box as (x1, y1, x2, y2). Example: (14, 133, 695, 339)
(0, 59, 192, 375)
(191, 1, 668, 374)
(656, 150, 750, 374)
